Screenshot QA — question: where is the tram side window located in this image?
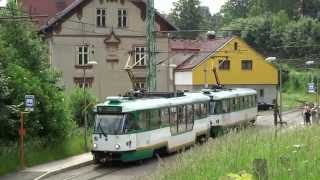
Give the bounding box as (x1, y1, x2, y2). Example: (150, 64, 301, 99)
(186, 104, 194, 131)
(170, 107, 178, 134)
(209, 101, 215, 115)
(222, 99, 229, 113)
(160, 108, 170, 127)
(240, 96, 244, 110)
(231, 98, 235, 112)
(214, 100, 223, 114)
(253, 95, 257, 107)
(235, 97, 240, 111)
(177, 106, 187, 132)
(138, 111, 148, 130)
(194, 104, 202, 120)
(149, 109, 161, 130)
(200, 103, 208, 118)
(244, 96, 249, 109)
(126, 113, 140, 133)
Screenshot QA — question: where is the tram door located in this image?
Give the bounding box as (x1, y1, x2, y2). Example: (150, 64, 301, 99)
(221, 99, 231, 126)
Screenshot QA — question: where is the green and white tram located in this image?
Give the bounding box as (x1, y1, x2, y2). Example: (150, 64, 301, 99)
(92, 88, 257, 163)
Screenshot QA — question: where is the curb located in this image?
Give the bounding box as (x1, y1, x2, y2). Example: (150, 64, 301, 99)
(33, 160, 94, 180)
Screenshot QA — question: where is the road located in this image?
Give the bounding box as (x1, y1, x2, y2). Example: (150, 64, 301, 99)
(0, 110, 305, 180)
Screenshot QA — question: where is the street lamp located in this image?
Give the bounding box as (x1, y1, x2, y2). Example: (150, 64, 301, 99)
(83, 60, 97, 151)
(266, 57, 283, 126)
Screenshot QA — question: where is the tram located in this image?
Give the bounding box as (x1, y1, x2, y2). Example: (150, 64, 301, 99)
(92, 88, 257, 163)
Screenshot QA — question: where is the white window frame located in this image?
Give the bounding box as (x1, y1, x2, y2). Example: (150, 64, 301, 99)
(78, 45, 89, 65)
(96, 8, 106, 27)
(118, 9, 127, 28)
(134, 46, 146, 66)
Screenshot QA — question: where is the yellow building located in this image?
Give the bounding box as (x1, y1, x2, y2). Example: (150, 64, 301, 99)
(169, 36, 278, 104)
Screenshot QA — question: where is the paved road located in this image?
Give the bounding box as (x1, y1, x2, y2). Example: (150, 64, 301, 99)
(0, 110, 305, 180)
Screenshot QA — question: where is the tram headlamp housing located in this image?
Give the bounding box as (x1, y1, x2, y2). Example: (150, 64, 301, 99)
(93, 143, 98, 149)
(115, 144, 121, 150)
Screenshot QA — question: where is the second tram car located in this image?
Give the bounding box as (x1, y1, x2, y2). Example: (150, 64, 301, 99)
(92, 88, 257, 163)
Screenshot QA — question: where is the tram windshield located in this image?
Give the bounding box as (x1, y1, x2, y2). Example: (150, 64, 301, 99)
(94, 114, 126, 135)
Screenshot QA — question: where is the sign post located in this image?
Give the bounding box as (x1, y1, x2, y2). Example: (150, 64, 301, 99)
(19, 95, 35, 169)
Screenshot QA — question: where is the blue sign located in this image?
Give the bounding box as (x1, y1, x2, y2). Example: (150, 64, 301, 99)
(25, 95, 35, 112)
(308, 83, 316, 93)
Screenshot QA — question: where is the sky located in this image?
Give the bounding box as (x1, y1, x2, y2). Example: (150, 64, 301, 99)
(0, 0, 228, 14)
(155, 0, 228, 14)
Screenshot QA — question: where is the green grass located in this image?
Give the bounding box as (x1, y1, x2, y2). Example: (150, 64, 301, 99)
(282, 92, 317, 110)
(153, 126, 320, 180)
(0, 128, 92, 176)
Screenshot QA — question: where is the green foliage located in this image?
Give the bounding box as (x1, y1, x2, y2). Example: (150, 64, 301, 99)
(221, 11, 320, 59)
(153, 126, 320, 180)
(68, 88, 97, 127)
(168, 0, 214, 38)
(0, 1, 75, 142)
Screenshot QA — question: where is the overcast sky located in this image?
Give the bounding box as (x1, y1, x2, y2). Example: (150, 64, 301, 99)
(155, 0, 228, 14)
(0, 0, 227, 14)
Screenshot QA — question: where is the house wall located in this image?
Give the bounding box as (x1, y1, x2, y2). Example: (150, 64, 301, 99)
(48, 0, 170, 101)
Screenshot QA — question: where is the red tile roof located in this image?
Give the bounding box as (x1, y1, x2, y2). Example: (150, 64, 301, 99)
(169, 37, 234, 71)
(21, 0, 74, 27)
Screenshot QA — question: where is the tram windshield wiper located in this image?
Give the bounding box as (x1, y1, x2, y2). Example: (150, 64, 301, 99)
(97, 119, 107, 137)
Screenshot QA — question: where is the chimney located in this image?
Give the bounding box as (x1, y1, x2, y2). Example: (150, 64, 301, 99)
(56, 0, 66, 11)
(206, 31, 216, 40)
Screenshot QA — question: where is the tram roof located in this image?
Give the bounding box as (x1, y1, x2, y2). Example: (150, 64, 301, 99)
(209, 88, 257, 100)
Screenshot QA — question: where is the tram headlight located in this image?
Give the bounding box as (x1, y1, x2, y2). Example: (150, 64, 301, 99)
(93, 143, 98, 149)
(115, 144, 121, 150)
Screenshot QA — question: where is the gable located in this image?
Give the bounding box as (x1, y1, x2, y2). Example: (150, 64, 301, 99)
(40, 0, 176, 34)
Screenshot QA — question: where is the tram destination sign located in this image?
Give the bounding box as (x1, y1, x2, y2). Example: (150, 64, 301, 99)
(97, 106, 122, 114)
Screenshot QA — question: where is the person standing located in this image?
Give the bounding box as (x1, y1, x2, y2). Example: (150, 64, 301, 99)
(304, 104, 311, 125)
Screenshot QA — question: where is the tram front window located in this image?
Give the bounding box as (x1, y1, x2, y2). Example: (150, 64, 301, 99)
(94, 115, 125, 135)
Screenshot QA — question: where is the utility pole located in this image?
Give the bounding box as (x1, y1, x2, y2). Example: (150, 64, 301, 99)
(146, 0, 156, 92)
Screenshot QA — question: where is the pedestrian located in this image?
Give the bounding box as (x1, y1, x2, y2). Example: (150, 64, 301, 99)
(311, 103, 318, 124)
(303, 104, 311, 125)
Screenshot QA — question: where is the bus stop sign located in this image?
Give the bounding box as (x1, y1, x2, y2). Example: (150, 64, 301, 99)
(25, 95, 35, 112)
(308, 83, 316, 93)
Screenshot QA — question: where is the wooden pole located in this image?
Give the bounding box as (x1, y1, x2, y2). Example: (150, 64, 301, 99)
(19, 112, 26, 169)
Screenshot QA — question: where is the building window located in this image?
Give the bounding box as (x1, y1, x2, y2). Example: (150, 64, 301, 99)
(259, 89, 264, 97)
(219, 60, 230, 70)
(134, 82, 145, 90)
(134, 46, 146, 66)
(242, 60, 253, 70)
(74, 77, 93, 88)
(118, 9, 127, 28)
(96, 9, 106, 27)
(78, 45, 89, 65)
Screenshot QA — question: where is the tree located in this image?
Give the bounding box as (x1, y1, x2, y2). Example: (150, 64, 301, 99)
(0, 0, 75, 142)
(168, 0, 204, 38)
(68, 88, 97, 127)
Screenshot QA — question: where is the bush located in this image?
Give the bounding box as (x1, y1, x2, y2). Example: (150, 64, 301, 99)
(68, 88, 96, 127)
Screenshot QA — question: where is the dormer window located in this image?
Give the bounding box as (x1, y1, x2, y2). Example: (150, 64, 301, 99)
(97, 9, 106, 27)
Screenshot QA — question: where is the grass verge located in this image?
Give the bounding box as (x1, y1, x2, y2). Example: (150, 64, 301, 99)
(0, 128, 92, 176)
(153, 126, 320, 180)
